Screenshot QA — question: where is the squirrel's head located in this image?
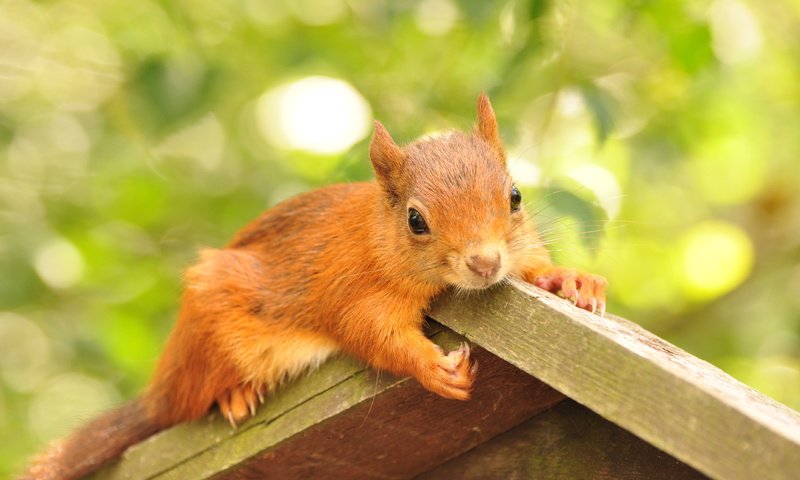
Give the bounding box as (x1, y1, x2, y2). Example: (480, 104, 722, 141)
(370, 94, 529, 290)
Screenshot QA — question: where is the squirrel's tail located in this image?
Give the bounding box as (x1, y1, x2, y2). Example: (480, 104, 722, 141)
(20, 397, 163, 480)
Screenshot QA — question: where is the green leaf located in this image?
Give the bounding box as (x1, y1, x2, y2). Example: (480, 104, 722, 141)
(580, 81, 616, 144)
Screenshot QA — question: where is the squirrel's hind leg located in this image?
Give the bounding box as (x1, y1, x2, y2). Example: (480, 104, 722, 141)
(217, 383, 266, 428)
(183, 248, 339, 428)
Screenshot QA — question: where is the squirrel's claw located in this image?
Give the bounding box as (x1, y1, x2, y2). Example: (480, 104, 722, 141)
(246, 396, 256, 417)
(217, 394, 237, 429)
(527, 266, 608, 316)
(423, 342, 476, 401)
(256, 386, 265, 404)
(217, 383, 265, 428)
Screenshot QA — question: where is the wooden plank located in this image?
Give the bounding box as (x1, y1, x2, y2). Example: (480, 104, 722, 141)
(90, 354, 368, 479)
(217, 341, 564, 479)
(428, 278, 800, 480)
(92, 327, 565, 479)
(419, 399, 706, 479)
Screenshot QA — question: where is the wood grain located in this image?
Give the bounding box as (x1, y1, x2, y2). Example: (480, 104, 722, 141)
(428, 279, 800, 480)
(91, 328, 565, 479)
(89, 353, 369, 479)
(91, 281, 800, 479)
(418, 399, 706, 480)
(216, 341, 564, 479)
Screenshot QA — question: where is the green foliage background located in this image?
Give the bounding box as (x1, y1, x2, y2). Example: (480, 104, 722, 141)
(2, 0, 800, 475)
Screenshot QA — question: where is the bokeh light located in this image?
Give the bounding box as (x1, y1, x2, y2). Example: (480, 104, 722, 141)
(708, 0, 763, 64)
(256, 76, 372, 156)
(508, 155, 542, 187)
(680, 221, 755, 301)
(415, 0, 460, 36)
(33, 238, 85, 290)
(288, 0, 347, 26)
(0, 312, 51, 392)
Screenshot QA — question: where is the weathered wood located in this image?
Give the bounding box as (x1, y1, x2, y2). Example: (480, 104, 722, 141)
(92, 280, 800, 479)
(90, 354, 369, 479)
(428, 278, 800, 480)
(91, 327, 565, 479)
(217, 343, 564, 479)
(419, 399, 706, 479)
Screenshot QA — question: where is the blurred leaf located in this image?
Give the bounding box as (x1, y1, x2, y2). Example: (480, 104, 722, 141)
(669, 23, 715, 74)
(579, 81, 616, 144)
(535, 187, 608, 252)
(528, 0, 550, 20)
(129, 57, 223, 135)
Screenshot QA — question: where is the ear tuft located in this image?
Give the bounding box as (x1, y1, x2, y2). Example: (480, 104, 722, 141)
(475, 93, 506, 164)
(369, 120, 407, 204)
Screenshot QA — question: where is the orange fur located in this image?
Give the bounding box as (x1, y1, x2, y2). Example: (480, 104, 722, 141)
(23, 94, 606, 479)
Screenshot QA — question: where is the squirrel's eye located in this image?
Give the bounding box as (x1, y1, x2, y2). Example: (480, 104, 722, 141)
(510, 185, 522, 212)
(407, 208, 430, 235)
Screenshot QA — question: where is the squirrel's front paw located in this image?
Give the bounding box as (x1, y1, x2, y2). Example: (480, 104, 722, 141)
(217, 383, 266, 428)
(526, 266, 607, 316)
(418, 343, 477, 401)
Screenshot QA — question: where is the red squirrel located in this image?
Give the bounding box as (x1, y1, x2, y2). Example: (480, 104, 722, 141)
(23, 94, 606, 479)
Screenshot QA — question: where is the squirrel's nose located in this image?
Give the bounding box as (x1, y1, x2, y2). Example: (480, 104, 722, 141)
(467, 254, 501, 279)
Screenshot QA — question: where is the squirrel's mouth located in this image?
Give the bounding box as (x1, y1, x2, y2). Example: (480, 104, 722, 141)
(453, 270, 505, 291)
(444, 249, 507, 290)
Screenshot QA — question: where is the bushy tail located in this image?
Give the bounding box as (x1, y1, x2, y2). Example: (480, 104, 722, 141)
(20, 398, 163, 480)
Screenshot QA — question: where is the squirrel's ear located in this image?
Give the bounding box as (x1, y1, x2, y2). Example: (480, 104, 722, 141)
(370, 120, 407, 203)
(475, 93, 506, 164)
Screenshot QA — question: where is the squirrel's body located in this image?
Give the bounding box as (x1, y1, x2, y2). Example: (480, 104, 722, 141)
(148, 181, 442, 426)
(24, 95, 606, 480)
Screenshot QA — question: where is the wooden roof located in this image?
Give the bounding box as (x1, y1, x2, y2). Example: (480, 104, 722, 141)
(89, 280, 800, 479)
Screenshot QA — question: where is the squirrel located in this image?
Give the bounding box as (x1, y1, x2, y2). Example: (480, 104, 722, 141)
(23, 94, 607, 480)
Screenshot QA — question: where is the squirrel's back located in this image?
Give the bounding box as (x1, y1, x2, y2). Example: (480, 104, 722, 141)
(230, 182, 378, 251)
